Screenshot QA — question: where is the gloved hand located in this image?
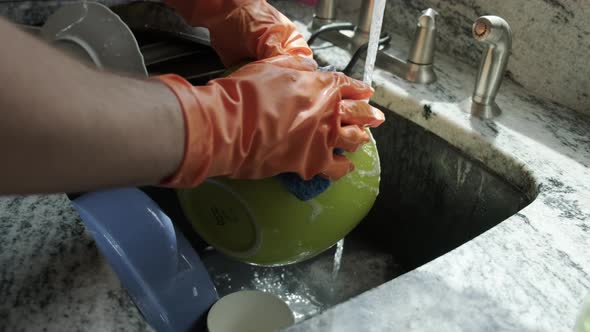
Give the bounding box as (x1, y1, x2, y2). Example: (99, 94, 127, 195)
(165, 0, 312, 66)
(157, 55, 385, 188)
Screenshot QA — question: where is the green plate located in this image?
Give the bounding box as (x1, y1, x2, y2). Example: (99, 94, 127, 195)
(177, 135, 380, 266)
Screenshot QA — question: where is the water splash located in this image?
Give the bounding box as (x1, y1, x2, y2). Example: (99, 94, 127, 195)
(307, 200, 324, 223)
(202, 237, 401, 323)
(249, 269, 324, 321)
(355, 144, 382, 178)
(331, 239, 345, 281)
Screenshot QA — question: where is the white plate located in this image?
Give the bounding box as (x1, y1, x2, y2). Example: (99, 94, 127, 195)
(207, 290, 295, 332)
(41, 1, 147, 76)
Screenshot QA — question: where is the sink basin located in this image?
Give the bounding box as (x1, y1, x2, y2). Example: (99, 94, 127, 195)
(134, 36, 535, 323)
(143, 108, 534, 322)
(365, 109, 535, 269)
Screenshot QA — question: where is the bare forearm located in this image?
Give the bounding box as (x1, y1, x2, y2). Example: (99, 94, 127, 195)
(0, 18, 185, 195)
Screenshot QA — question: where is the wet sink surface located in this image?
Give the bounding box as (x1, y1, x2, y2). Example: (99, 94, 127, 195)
(143, 111, 534, 323)
(139, 38, 535, 323)
(144, 182, 403, 323)
(200, 237, 401, 321)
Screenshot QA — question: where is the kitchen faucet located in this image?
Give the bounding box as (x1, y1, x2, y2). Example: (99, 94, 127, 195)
(309, 0, 438, 84)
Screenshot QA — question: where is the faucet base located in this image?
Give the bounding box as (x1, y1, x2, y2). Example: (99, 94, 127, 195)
(377, 49, 437, 84)
(351, 30, 370, 50)
(405, 61, 437, 84)
(310, 29, 436, 84)
(465, 99, 502, 119)
(312, 16, 337, 30)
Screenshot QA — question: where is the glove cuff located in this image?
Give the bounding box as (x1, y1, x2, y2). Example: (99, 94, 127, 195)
(155, 74, 213, 188)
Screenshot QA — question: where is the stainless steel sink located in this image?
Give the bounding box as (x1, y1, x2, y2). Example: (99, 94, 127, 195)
(366, 109, 535, 268)
(133, 35, 535, 323)
(144, 109, 534, 322)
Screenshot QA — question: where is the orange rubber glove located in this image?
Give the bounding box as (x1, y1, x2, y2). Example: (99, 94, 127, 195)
(157, 56, 385, 188)
(165, 0, 312, 66)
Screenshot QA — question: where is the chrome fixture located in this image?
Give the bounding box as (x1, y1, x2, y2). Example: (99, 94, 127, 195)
(469, 16, 512, 119)
(351, 0, 374, 49)
(312, 0, 337, 29)
(309, 2, 438, 84)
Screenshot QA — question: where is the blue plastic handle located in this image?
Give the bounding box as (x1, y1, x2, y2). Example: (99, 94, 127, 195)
(72, 188, 218, 332)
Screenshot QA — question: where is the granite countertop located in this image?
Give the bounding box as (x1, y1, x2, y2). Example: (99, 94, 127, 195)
(281, 4, 590, 331)
(1, 2, 590, 332)
(0, 195, 151, 331)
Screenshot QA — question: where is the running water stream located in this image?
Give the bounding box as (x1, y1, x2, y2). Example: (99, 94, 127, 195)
(363, 0, 387, 86)
(331, 0, 387, 282)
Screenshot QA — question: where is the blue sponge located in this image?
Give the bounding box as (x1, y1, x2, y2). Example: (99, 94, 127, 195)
(276, 173, 332, 201)
(276, 148, 344, 201)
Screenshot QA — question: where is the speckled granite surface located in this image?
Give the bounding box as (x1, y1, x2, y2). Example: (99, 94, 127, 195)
(0, 1, 589, 331)
(0, 195, 151, 331)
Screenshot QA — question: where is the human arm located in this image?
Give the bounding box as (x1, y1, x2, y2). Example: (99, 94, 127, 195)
(0, 18, 383, 195)
(158, 55, 385, 187)
(0, 18, 185, 195)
